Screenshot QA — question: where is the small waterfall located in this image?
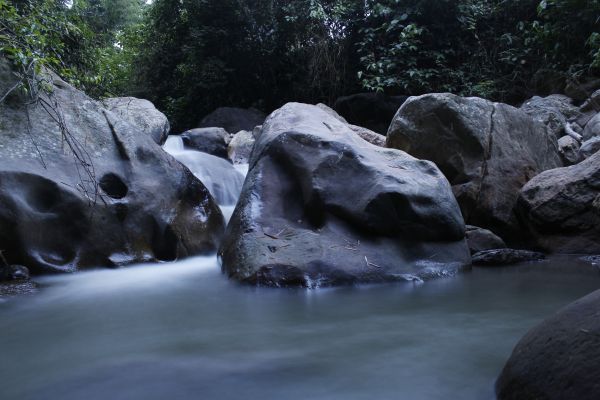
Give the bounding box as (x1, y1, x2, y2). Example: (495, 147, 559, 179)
(163, 136, 246, 209)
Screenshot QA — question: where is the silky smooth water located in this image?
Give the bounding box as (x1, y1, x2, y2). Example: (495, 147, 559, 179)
(0, 256, 599, 400)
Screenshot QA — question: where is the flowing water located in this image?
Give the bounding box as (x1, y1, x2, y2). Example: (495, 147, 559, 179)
(1, 138, 599, 400)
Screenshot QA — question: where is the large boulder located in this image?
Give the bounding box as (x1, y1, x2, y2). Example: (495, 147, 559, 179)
(219, 103, 471, 287)
(0, 60, 224, 274)
(103, 97, 170, 145)
(333, 92, 407, 135)
(199, 107, 266, 134)
(387, 93, 562, 239)
(517, 151, 600, 253)
(496, 289, 600, 400)
(520, 94, 580, 138)
(180, 127, 230, 159)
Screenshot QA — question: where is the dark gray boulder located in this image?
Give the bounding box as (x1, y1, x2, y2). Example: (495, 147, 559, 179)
(180, 127, 230, 159)
(472, 249, 544, 266)
(558, 135, 582, 164)
(0, 59, 224, 274)
(517, 150, 600, 253)
(520, 94, 580, 138)
(579, 136, 600, 159)
(564, 77, 600, 102)
(465, 225, 506, 254)
(496, 289, 600, 400)
(333, 92, 407, 135)
(387, 93, 562, 239)
(199, 107, 265, 134)
(103, 97, 170, 145)
(219, 102, 471, 287)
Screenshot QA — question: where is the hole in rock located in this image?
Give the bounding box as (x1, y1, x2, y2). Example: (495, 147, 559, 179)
(99, 173, 128, 199)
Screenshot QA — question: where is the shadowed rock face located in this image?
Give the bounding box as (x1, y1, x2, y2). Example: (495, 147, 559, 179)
(333, 92, 407, 135)
(0, 58, 224, 274)
(496, 289, 600, 400)
(517, 150, 600, 254)
(219, 102, 470, 287)
(387, 93, 562, 240)
(180, 127, 230, 159)
(198, 107, 265, 134)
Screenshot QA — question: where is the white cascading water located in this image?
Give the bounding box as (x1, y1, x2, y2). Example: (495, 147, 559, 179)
(163, 136, 247, 220)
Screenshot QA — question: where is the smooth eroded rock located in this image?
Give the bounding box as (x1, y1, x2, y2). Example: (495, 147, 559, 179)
(180, 127, 230, 159)
(103, 97, 170, 145)
(227, 130, 255, 164)
(386, 93, 562, 239)
(465, 225, 506, 254)
(579, 136, 600, 159)
(496, 289, 600, 400)
(0, 58, 224, 274)
(333, 92, 407, 135)
(219, 102, 471, 287)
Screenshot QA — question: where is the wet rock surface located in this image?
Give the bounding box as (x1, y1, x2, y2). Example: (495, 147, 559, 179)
(496, 289, 600, 400)
(180, 127, 230, 159)
(472, 249, 545, 266)
(0, 58, 224, 274)
(220, 102, 471, 287)
(387, 93, 562, 239)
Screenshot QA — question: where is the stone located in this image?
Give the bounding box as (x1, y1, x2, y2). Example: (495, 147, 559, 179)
(227, 130, 255, 164)
(558, 135, 582, 164)
(520, 94, 580, 138)
(465, 225, 506, 254)
(180, 127, 230, 159)
(103, 97, 170, 145)
(219, 102, 471, 287)
(496, 289, 600, 400)
(582, 112, 600, 140)
(198, 107, 266, 134)
(471, 249, 544, 266)
(580, 88, 600, 113)
(564, 77, 600, 102)
(333, 92, 407, 135)
(0, 58, 224, 274)
(387, 93, 562, 239)
(579, 136, 600, 159)
(316, 103, 386, 147)
(517, 150, 600, 253)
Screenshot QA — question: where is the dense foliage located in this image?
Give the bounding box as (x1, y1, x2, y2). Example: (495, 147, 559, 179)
(2, 0, 599, 130)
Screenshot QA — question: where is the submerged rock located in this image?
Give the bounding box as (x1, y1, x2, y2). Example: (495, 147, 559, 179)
(180, 127, 230, 159)
(0, 58, 224, 274)
(103, 97, 170, 145)
(517, 151, 600, 253)
(199, 107, 266, 134)
(472, 249, 544, 266)
(220, 102, 471, 287)
(465, 225, 506, 254)
(496, 289, 600, 400)
(386, 93, 562, 239)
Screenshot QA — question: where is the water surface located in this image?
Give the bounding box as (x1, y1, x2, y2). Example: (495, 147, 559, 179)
(1, 256, 598, 400)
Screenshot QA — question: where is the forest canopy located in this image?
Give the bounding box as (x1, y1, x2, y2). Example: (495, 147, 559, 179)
(1, 0, 599, 131)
